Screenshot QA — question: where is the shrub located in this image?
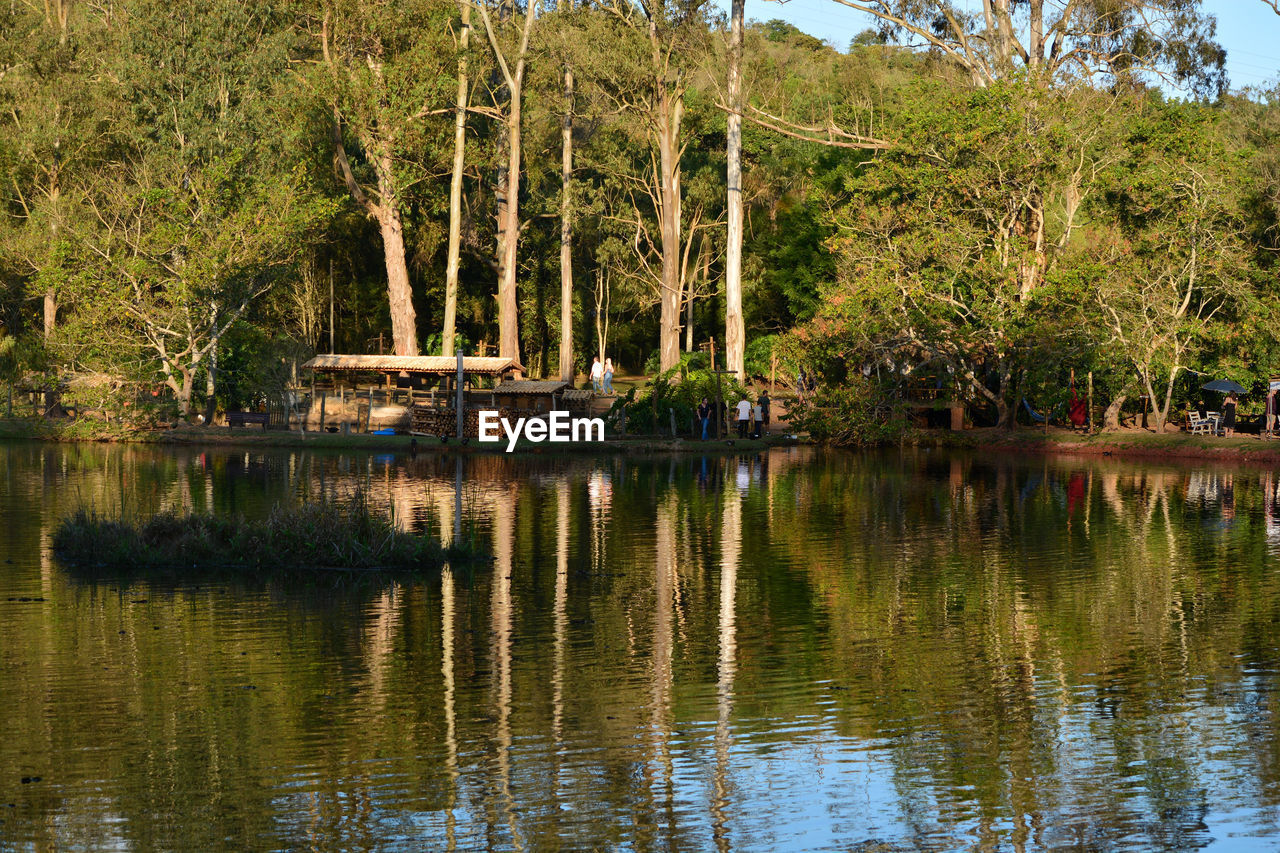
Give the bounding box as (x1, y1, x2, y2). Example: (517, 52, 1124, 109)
(786, 380, 907, 446)
(53, 491, 479, 575)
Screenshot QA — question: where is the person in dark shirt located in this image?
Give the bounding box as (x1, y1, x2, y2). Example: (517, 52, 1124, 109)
(697, 397, 711, 441)
(758, 391, 771, 435)
(1223, 393, 1238, 437)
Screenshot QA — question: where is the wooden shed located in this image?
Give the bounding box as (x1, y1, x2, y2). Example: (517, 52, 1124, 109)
(492, 380, 572, 414)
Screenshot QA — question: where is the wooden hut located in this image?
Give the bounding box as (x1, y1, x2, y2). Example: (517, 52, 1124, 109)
(300, 354, 523, 432)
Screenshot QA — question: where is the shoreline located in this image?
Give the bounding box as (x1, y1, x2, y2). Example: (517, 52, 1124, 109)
(10, 417, 1280, 466)
(916, 426, 1280, 467)
(0, 418, 791, 455)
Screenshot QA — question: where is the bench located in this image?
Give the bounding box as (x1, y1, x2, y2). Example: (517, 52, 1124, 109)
(226, 411, 269, 430)
(1187, 412, 1217, 436)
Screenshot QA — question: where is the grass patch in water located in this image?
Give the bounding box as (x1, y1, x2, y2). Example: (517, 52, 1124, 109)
(53, 492, 478, 575)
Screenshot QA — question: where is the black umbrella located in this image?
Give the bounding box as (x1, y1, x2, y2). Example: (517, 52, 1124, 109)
(1202, 378, 1248, 394)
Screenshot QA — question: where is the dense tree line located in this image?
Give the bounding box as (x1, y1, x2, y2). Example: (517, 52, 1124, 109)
(1, 0, 1278, 427)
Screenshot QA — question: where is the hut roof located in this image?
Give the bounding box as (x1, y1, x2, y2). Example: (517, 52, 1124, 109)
(302, 354, 522, 376)
(494, 380, 571, 395)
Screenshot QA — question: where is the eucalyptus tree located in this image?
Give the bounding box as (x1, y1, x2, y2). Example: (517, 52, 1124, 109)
(584, 0, 715, 372)
(813, 0, 1225, 306)
(555, 0, 577, 382)
(318, 0, 457, 357)
(725, 0, 745, 380)
(825, 0, 1226, 95)
(443, 0, 473, 358)
(475, 0, 539, 371)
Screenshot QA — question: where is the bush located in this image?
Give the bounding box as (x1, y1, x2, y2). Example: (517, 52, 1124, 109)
(610, 365, 753, 435)
(786, 380, 907, 446)
(53, 491, 479, 575)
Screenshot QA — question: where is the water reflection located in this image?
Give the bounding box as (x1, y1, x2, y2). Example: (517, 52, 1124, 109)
(5, 442, 1280, 849)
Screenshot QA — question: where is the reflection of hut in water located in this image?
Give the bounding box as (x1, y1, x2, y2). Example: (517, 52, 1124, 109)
(301, 354, 522, 432)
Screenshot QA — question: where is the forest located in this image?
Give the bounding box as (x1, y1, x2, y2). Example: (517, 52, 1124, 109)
(1, 0, 1279, 434)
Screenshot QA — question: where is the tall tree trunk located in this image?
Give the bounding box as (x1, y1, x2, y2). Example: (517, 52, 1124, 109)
(478, 0, 536, 374)
(657, 89, 683, 373)
(44, 164, 59, 341)
(322, 14, 421, 359)
(373, 152, 420, 357)
(43, 290, 56, 341)
(558, 30, 574, 382)
(724, 0, 745, 381)
(498, 109, 521, 368)
(204, 325, 219, 424)
(443, 0, 471, 358)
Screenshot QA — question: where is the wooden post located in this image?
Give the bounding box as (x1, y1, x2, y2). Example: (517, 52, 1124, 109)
(366, 386, 374, 433)
(1087, 372, 1093, 433)
(669, 407, 677, 437)
(456, 350, 465, 439)
(770, 346, 777, 392)
(319, 393, 326, 432)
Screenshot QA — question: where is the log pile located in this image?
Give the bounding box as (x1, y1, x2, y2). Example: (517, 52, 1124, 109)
(411, 405, 512, 438)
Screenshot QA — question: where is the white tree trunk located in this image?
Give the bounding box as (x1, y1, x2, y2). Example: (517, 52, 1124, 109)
(657, 90, 683, 373)
(558, 59, 575, 382)
(443, 0, 471, 357)
(725, 0, 745, 381)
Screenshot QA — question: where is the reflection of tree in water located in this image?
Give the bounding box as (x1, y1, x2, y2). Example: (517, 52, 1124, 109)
(7, 443, 1280, 849)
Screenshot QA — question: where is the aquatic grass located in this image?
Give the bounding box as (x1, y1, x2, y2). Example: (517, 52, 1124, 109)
(53, 491, 480, 576)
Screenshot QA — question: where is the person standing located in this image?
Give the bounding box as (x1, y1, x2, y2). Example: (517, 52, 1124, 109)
(758, 390, 770, 435)
(735, 395, 752, 439)
(698, 397, 711, 441)
(603, 358, 615, 395)
(1223, 392, 1238, 437)
(590, 357, 603, 393)
(751, 399, 763, 439)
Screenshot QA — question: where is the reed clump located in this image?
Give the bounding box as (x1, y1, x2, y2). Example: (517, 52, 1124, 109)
(53, 492, 475, 574)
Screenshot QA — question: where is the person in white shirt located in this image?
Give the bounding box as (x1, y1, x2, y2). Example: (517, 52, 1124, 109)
(735, 396, 752, 439)
(752, 401, 763, 438)
(590, 357, 604, 393)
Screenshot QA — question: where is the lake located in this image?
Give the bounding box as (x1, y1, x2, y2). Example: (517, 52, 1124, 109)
(3, 440, 1280, 850)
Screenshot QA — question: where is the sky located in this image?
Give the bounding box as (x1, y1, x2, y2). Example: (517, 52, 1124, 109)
(717, 0, 1280, 94)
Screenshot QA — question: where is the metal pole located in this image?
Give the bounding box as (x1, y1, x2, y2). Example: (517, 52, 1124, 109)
(456, 349, 465, 439)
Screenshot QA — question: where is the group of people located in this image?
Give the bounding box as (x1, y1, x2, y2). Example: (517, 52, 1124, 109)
(694, 392, 770, 440)
(590, 357, 615, 395)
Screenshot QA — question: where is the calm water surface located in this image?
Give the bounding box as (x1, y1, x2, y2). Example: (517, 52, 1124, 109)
(3, 441, 1280, 850)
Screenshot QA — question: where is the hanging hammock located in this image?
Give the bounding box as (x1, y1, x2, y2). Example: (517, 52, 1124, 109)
(1022, 398, 1063, 423)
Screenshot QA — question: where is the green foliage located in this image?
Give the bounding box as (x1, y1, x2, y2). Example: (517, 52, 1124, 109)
(612, 365, 751, 434)
(786, 380, 907, 447)
(53, 491, 479, 575)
